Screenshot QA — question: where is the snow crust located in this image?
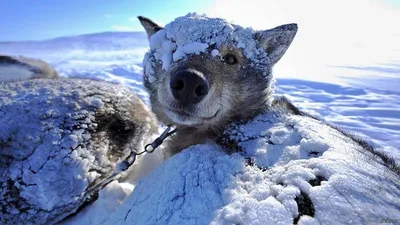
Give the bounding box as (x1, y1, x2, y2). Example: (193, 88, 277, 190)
(143, 13, 268, 82)
(102, 110, 399, 225)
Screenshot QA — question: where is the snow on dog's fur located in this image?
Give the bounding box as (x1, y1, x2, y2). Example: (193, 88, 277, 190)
(0, 78, 158, 224)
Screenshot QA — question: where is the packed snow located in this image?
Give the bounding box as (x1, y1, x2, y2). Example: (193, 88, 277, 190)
(1, 13, 399, 225)
(63, 180, 134, 225)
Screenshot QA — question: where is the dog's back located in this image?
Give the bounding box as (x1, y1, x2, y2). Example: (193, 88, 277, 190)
(0, 55, 58, 82)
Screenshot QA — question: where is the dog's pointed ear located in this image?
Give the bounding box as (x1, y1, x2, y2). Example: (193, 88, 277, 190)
(255, 23, 298, 65)
(138, 16, 163, 40)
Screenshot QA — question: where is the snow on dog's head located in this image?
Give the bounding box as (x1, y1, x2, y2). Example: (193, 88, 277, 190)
(138, 13, 297, 129)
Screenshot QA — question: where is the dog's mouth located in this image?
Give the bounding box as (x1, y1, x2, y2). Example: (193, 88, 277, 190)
(163, 104, 221, 125)
(167, 106, 220, 119)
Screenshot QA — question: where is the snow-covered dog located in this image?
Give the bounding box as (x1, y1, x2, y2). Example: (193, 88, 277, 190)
(137, 13, 399, 170)
(138, 13, 298, 157)
(0, 55, 58, 81)
(0, 78, 158, 224)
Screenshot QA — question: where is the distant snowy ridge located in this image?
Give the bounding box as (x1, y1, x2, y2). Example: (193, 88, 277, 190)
(0, 78, 157, 224)
(0, 31, 149, 76)
(103, 104, 400, 225)
(0, 31, 148, 52)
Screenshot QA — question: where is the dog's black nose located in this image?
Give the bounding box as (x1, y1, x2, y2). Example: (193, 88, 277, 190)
(170, 69, 209, 105)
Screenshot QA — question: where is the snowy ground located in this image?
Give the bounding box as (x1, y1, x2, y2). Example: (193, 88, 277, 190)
(1, 31, 399, 224)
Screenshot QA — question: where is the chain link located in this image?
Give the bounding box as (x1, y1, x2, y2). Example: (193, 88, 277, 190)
(85, 126, 176, 195)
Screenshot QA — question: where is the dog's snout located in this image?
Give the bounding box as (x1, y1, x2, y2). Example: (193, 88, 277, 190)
(170, 69, 209, 105)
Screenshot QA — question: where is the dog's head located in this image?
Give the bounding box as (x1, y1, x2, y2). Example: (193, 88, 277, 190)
(139, 13, 297, 130)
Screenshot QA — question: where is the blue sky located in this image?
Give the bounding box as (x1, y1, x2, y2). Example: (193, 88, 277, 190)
(1, 0, 399, 42)
(0, 0, 214, 41)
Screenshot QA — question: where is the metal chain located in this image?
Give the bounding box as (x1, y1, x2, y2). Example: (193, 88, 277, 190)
(117, 125, 176, 171)
(85, 125, 176, 195)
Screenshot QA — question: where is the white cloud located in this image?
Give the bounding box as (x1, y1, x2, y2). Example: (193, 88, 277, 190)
(111, 25, 135, 31)
(207, 0, 400, 81)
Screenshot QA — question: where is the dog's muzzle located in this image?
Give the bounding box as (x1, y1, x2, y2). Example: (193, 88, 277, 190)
(169, 69, 209, 106)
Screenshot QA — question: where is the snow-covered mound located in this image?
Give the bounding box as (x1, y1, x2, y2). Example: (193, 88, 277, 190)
(0, 78, 157, 224)
(103, 101, 399, 225)
(0, 55, 58, 81)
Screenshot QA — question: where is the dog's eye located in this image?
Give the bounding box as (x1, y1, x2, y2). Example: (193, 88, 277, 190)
(223, 54, 237, 65)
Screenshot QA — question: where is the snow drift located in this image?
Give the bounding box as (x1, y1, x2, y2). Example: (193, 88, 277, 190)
(0, 78, 157, 224)
(103, 102, 400, 225)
